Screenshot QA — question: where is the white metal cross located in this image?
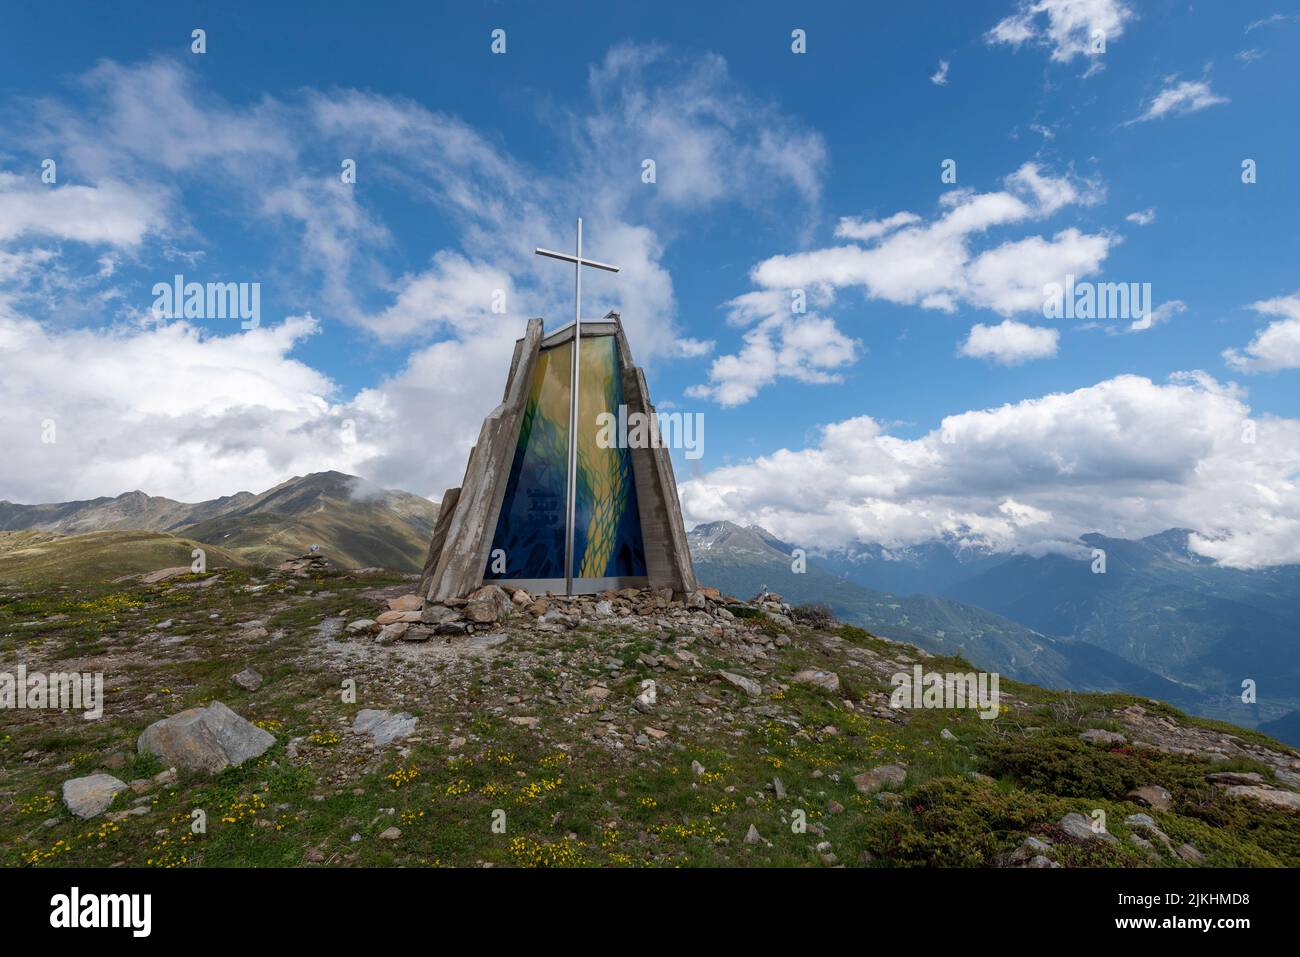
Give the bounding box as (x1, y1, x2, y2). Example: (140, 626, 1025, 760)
(535, 217, 620, 595)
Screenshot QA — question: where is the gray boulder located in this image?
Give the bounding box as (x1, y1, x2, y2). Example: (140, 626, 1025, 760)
(231, 668, 263, 691)
(1058, 811, 1117, 844)
(352, 709, 418, 747)
(793, 669, 840, 693)
(137, 701, 275, 774)
(853, 764, 907, 795)
(62, 773, 128, 819)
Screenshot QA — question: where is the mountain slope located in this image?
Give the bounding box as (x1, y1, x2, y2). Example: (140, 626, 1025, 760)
(942, 530, 1300, 724)
(688, 521, 1194, 704)
(0, 530, 248, 582)
(0, 472, 439, 572)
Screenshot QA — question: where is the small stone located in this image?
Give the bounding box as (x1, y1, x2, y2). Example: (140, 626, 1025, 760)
(853, 764, 907, 795)
(379, 826, 402, 840)
(375, 610, 421, 625)
(772, 776, 786, 800)
(387, 595, 423, 612)
(231, 668, 263, 692)
(419, 605, 461, 626)
(464, 585, 513, 623)
(827, 800, 844, 814)
(691, 760, 706, 776)
(62, 774, 128, 819)
(1127, 785, 1172, 810)
(448, 736, 467, 751)
(345, 619, 376, 632)
(634, 680, 657, 713)
(793, 669, 840, 692)
(509, 716, 539, 728)
(940, 728, 957, 741)
(719, 671, 761, 697)
(744, 824, 763, 844)
(1079, 729, 1127, 746)
(1174, 843, 1204, 865)
(1058, 811, 1118, 844)
(351, 709, 418, 747)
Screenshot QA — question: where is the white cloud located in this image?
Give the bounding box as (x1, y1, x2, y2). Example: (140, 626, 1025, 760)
(1245, 13, 1300, 33)
(687, 310, 859, 408)
(834, 211, 921, 243)
(1223, 293, 1300, 373)
(0, 48, 829, 505)
(930, 60, 950, 86)
(1128, 78, 1229, 124)
(751, 163, 1105, 316)
(0, 313, 366, 503)
(681, 371, 1300, 567)
(1125, 207, 1156, 226)
(959, 319, 1059, 364)
(1129, 298, 1185, 332)
(0, 173, 166, 247)
(987, 0, 1134, 63)
(690, 162, 1108, 403)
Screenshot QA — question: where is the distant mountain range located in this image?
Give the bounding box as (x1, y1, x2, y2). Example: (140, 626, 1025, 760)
(4, 474, 1297, 744)
(688, 521, 1193, 703)
(0, 471, 439, 572)
(688, 520, 1300, 743)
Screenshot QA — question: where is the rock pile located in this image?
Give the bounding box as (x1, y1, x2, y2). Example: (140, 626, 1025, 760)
(345, 585, 799, 653)
(278, 550, 333, 576)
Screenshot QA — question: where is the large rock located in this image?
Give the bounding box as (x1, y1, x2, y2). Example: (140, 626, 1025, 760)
(1127, 784, 1172, 810)
(853, 764, 907, 795)
(464, 585, 513, 623)
(137, 701, 275, 774)
(1058, 811, 1117, 844)
(1224, 785, 1300, 811)
(352, 709, 418, 747)
(793, 669, 840, 693)
(62, 773, 128, 819)
(719, 671, 761, 697)
(387, 594, 424, 612)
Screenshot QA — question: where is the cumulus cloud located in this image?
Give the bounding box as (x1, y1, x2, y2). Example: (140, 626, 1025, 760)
(1125, 208, 1156, 226)
(959, 319, 1059, 364)
(987, 0, 1134, 62)
(0, 47, 827, 504)
(681, 372, 1300, 567)
(686, 287, 859, 406)
(0, 173, 167, 247)
(688, 162, 1108, 403)
(1223, 293, 1300, 373)
(1128, 78, 1228, 124)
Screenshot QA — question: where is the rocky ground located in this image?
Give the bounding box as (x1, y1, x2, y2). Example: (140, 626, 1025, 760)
(2, 557, 1298, 868)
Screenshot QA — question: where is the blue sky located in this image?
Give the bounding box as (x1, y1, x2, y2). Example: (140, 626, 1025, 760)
(2, 1, 1298, 566)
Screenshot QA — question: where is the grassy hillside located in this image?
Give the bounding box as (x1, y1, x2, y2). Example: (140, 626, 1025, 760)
(689, 522, 1194, 705)
(1, 559, 1296, 868)
(0, 530, 247, 583)
(0, 472, 439, 573)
